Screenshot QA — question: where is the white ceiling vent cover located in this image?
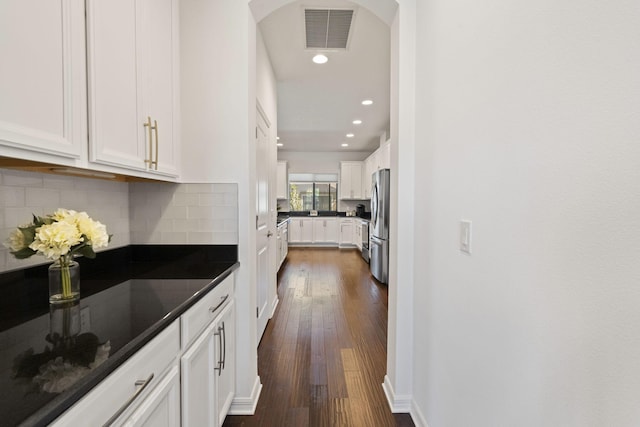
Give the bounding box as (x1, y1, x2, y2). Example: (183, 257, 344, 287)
(305, 9, 354, 49)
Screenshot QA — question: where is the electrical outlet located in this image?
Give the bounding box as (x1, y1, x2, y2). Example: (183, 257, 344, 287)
(460, 220, 472, 254)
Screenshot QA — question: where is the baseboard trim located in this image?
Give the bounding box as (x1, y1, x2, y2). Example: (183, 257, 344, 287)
(411, 400, 429, 427)
(269, 296, 279, 318)
(229, 376, 262, 415)
(382, 375, 413, 413)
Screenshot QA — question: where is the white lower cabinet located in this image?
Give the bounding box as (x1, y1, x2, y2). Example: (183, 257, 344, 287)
(215, 301, 235, 426)
(313, 218, 338, 243)
(181, 275, 235, 427)
(181, 302, 235, 427)
(289, 218, 314, 243)
(339, 219, 354, 247)
(51, 322, 181, 427)
(277, 220, 289, 270)
(122, 364, 181, 427)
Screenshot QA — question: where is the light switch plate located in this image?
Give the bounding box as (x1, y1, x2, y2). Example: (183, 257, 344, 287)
(460, 220, 472, 254)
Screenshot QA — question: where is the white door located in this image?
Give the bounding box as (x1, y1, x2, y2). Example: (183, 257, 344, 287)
(255, 107, 271, 342)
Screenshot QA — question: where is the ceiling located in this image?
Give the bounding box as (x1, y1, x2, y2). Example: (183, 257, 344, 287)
(258, 0, 391, 153)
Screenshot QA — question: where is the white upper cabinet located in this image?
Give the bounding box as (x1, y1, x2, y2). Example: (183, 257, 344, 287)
(339, 161, 363, 199)
(276, 161, 288, 199)
(0, 0, 86, 163)
(378, 141, 390, 170)
(86, 0, 179, 177)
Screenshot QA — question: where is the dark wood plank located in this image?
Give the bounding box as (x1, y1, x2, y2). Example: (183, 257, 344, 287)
(223, 247, 415, 427)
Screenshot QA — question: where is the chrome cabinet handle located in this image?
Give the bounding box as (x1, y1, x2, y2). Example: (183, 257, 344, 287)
(209, 294, 229, 315)
(214, 326, 223, 376)
(221, 321, 226, 370)
(103, 373, 154, 426)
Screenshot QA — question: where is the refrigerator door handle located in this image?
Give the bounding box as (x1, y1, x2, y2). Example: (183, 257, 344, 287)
(371, 184, 378, 229)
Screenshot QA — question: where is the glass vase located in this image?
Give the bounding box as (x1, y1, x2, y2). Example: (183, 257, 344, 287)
(49, 256, 80, 304)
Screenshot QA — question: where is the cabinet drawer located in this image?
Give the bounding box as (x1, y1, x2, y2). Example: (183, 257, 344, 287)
(51, 321, 180, 426)
(181, 273, 234, 349)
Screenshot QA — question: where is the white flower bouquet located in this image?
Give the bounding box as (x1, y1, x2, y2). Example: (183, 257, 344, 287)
(5, 209, 111, 301)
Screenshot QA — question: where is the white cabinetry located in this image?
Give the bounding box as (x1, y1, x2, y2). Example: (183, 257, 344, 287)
(339, 219, 354, 247)
(313, 218, 338, 243)
(86, 0, 179, 177)
(362, 141, 391, 199)
(52, 322, 181, 426)
(122, 364, 181, 427)
(289, 218, 314, 243)
(0, 0, 86, 163)
(277, 220, 289, 270)
(181, 275, 235, 427)
(340, 162, 363, 199)
(379, 141, 391, 170)
(276, 161, 288, 199)
(354, 220, 363, 250)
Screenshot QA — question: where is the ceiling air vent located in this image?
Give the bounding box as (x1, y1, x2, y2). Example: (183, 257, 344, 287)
(305, 9, 354, 49)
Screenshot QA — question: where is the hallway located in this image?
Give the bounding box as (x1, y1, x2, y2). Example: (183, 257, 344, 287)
(224, 247, 414, 426)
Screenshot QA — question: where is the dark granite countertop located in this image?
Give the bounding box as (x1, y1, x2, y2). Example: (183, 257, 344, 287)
(0, 245, 238, 427)
(279, 211, 371, 220)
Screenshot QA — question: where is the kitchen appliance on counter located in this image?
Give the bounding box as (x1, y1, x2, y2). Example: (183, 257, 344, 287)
(370, 169, 390, 284)
(356, 204, 366, 217)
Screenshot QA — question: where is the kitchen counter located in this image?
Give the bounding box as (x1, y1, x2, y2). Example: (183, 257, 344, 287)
(0, 245, 238, 427)
(279, 211, 371, 220)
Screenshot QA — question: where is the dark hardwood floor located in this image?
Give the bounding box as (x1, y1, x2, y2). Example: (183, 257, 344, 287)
(224, 247, 414, 427)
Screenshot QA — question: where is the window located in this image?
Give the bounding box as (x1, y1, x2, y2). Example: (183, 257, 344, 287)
(289, 176, 338, 212)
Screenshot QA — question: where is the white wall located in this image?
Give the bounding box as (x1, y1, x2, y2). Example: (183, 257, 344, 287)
(0, 169, 130, 272)
(411, 0, 640, 426)
(180, 0, 261, 413)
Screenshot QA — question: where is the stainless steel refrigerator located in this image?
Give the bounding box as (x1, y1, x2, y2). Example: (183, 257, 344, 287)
(370, 168, 390, 284)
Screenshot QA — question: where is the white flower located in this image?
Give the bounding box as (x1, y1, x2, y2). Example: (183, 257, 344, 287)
(52, 208, 77, 222)
(74, 212, 110, 249)
(29, 221, 83, 260)
(4, 228, 27, 252)
(7, 208, 110, 261)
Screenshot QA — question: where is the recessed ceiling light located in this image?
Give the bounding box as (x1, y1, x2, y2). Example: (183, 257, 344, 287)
(361, 99, 373, 106)
(341, 143, 349, 147)
(352, 120, 362, 125)
(312, 54, 328, 64)
(277, 143, 283, 147)
(346, 133, 354, 138)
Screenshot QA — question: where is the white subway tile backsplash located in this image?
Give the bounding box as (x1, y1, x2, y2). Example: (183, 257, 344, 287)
(0, 169, 130, 273)
(164, 205, 188, 219)
(2, 170, 43, 187)
(212, 183, 237, 194)
(2, 187, 25, 207)
(160, 231, 188, 244)
(173, 192, 199, 207)
(25, 187, 61, 208)
(0, 170, 237, 271)
(211, 206, 236, 220)
(129, 182, 238, 245)
(187, 206, 214, 220)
